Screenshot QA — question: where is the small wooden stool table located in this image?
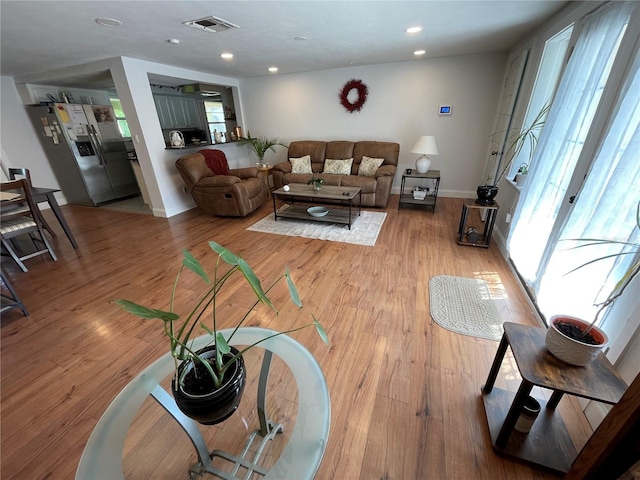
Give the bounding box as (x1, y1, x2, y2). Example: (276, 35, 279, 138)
(481, 322, 626, 474)
(257, 165, 274, 195)
(457, 199, 499, 247)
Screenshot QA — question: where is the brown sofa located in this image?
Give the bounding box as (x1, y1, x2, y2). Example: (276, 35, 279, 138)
(272, 141, 399, 208)
(176, 151, 265, 217)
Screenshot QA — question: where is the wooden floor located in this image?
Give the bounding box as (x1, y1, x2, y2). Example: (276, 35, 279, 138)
(0, 196, 594, 479)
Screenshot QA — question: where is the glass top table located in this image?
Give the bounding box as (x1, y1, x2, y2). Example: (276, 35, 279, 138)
(76, 328, 331, 479)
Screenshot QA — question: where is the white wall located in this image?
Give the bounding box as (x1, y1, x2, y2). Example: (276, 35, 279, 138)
(111, 57, 247, 217)
(0, 76, 63, 207)
(2, 53, 507, 216)
(2, 57, 249, 217)
(238, 53, 507, 197)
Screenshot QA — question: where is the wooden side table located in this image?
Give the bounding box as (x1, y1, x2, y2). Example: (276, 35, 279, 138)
(398, 170, 441, 212)
(481, 322, 627, 474)
(457, 198, 499, 247)
(257, 165, 273, 196)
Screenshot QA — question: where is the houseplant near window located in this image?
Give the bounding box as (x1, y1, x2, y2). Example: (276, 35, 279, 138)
(545, 202, 640, 366)
(238, 132, 286, 167)
(514, 163, 529, 186)
(116, 241, 328, 424)
(478, 102, 550, 204)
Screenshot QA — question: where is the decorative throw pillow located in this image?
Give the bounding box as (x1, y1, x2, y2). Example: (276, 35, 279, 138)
(289, 155, 312, 174)
(323, 158, 353, 175)
(358, 156, 385, 176)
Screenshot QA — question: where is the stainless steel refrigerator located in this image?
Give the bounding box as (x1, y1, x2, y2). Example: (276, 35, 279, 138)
(27, 103, 139, 206)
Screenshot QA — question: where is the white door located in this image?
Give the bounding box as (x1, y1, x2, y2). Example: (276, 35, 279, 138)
(481, 49, 529, 186)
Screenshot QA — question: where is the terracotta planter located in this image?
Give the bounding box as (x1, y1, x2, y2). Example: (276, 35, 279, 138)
(171, 346, 246, 425)
(545, 315, 608, 366)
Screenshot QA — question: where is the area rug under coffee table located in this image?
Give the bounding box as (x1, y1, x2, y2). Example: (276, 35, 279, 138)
(247, 210, 386, 246)
(429, 275, 502, 341)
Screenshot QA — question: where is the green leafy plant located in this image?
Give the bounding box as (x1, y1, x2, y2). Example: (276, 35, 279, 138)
(563, 201, 640, 338)
(237, 132, 286, 165)
(116, 241, 328, 389)
(487, 101, 551, 186)
(307, 175, 324, 189)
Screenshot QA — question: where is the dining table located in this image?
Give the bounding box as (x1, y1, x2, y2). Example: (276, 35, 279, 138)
(29, 187, 78, 249)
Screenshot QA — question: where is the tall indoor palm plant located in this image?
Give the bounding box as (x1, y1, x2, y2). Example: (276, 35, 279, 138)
(238, 132, 286, 166)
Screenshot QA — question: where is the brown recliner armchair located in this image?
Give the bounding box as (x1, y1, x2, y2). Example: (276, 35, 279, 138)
(176, 150, 265, 217)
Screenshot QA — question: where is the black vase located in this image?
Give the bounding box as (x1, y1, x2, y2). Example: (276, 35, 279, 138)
(476, 185, 499, 205)
(171, 345, 246, 425)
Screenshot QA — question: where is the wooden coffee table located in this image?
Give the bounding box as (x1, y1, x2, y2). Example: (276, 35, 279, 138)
(272, 184, 362, 229)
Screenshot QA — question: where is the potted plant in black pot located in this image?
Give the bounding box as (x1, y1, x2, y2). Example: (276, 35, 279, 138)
(477, 102, 550, 205)
(238, 132, 286, 167)
(116, 241, 328, 425)
(545, 202, 639, 366)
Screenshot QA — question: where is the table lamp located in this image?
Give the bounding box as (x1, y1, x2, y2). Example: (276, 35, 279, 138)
(411, 136, 438, 173)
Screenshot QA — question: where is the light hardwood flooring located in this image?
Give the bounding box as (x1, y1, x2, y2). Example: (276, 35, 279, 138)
(0, 196, 593, 479)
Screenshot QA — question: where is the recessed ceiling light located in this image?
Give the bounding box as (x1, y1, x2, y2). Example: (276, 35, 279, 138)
(220, 53, 234, 59)
(406, 26, 422, 34)
(95, 18, 122, 27)
(268, 67, 278, 73)
(414, 49, 426, 56)
(167, 38, 180, 45)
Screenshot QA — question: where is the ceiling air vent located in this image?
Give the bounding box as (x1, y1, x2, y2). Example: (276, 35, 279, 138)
(183, 15, 239, 33)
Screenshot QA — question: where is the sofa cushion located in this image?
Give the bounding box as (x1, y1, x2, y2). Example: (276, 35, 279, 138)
(288, 141, 326, 164)
(323, 158, 353, 175)
(358, 156, 385, 177)
(325, 142, 355, 163)
(341, 175, 378, 194)
(289, 155, 312, 174)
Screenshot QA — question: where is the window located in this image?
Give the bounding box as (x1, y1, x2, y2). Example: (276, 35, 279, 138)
(537, 43, 640, 328)
(507, 1, 638, 335)
(506, 25, 573, 181)
(109, 98, 130, 138)
(204, 101, 227, 140)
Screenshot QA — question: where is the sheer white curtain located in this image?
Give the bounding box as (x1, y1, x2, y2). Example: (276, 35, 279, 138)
(508, 1, 636, 292)
(537, 42, 640, 324)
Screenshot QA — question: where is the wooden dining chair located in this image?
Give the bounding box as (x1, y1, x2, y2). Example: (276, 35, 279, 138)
(0, 179, 57, 272)
(8, 167, 56, 238)
(8, 168, 32, 185)
(1, 268, 29, 316)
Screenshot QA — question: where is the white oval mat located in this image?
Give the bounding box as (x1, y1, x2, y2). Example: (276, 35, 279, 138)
(429, 275, 503, 341)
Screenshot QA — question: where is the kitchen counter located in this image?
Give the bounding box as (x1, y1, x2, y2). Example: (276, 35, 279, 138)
(165, 141, 236, 150)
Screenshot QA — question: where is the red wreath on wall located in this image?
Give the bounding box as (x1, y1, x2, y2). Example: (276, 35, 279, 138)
(339, 79, 369, 113)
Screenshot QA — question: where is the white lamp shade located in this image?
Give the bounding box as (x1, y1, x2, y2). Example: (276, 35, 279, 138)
(411, 136, 439, 155)
(412, 136, 438, 173)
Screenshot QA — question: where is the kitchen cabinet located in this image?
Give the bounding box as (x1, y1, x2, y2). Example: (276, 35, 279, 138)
(154, 96, 173, 129)
(180, 98, 199, 127)
(25, 84, 111, 105)
(153, 95, 200, 129)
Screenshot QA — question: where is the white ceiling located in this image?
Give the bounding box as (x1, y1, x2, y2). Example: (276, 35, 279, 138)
(1, 1, 569, 88)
